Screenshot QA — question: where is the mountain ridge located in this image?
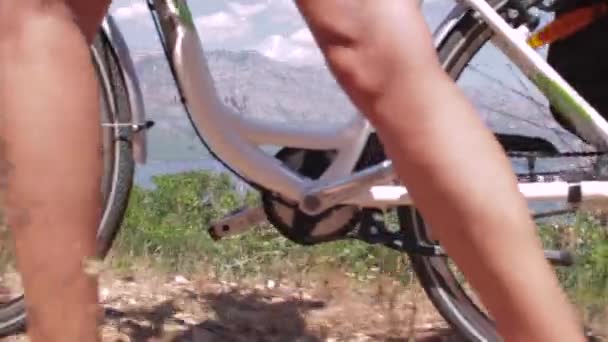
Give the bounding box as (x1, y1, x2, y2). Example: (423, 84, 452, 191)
(133, 48, 581, 161)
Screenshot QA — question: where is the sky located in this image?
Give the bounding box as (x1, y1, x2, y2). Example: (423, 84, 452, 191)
(109, 0, 453, 65)
(108, 1, 574, 152)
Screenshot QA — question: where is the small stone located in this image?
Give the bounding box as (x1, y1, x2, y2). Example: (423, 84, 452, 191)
(270, 297, 284, 304)
(164, 323, 186, 332)
(174, 313, 197, 325)
(352, 332, 371, 341)
(300, 292, 313, 300)
(266, 280, 276, 289)
(100, 288, 111, 302)
(174, 275, 189, 284)
(183, 317, 198, 325)
(416, 323, 435, 331)
(82, 257, 105, 276)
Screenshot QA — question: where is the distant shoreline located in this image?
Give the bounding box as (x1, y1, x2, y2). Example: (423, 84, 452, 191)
(135, 157, 566, 215)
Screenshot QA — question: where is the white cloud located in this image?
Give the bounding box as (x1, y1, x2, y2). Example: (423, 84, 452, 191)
(265, 0, 302, 25)
(289, 28, 315, 45)
(195, 11, 252, 43)
(198, 11, 240, 29)
(269, 0, 299, 15)
(112, 2, 148, 21)
(256, 28, 324, 66)
(227, 1, 269, 18)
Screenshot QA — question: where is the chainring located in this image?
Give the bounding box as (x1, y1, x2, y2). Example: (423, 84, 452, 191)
(262, 148, 361, 245)
(262, 134, 388, 245)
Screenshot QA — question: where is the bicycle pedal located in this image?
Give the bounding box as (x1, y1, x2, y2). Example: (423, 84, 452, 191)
(544, 249, 574, 267)
(208, 206, 267, 240)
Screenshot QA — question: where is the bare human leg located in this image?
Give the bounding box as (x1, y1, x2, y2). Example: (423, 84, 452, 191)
(294, 1, 585, 341)
(0, 0, 109, 341)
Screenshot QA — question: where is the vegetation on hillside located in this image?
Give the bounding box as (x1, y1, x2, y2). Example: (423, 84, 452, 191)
(0, 170, 606, 330)
(111, 171, 608, 320)
(111, 171, 412, 284)
(539, 214, 608, 321)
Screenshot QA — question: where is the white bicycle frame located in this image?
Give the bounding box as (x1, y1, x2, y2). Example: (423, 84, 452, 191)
(150, 0, 608, 218)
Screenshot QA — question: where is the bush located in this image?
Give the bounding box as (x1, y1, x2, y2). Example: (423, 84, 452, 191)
(111, 170, 412, 283)
(538, 214, 608, 322)
(105, 170, 608, 325)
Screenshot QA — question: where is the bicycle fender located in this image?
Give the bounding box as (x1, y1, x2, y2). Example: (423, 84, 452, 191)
(101, 15, 148, 165)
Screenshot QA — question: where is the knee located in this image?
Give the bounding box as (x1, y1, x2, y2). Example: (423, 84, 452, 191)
(311, 13, 400, 104)
(298, 1, 441, 110)
(322, 38, 397, 107)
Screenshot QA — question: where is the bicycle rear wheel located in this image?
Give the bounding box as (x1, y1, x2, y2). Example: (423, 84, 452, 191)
(0, 29, 135, 336)
(402, 3, 607, 341)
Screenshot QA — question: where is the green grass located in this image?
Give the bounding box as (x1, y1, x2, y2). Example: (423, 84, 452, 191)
(109, 171, 413, 284)
(112, 171, 608, 284)
(108, 170, 608, 330)
(1, 169, 605, 331)
(538, 214, 608, 326)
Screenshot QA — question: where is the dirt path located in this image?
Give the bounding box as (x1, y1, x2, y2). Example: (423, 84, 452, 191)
(2, 269, 466, 342)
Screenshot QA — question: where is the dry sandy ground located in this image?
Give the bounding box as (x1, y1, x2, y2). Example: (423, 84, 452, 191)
(0, 269, 466, 342)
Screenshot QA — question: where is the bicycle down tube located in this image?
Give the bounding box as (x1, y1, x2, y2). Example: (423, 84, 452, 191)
(151, 0, 608, 214)
(151, 0, 373, 203)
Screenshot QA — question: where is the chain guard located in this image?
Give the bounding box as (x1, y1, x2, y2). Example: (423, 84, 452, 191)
(262, 147, 362, 245)
(263, 134, 395, 245)
(261, 134, 441, 255)
(263, 131, 608, 250)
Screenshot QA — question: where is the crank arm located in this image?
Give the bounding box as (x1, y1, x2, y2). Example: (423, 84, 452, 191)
(300, 160, 396, 215)
(208, 206, 267, 240)
(545, 249, 575, 267)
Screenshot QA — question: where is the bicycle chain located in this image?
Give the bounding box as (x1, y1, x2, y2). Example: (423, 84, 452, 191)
(508, 150, 608, 158)
(508, 149, 608, 182)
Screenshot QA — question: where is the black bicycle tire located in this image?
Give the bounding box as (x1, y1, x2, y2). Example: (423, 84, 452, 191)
(93, 28, 136, 259)
(0, 30, 135, 336)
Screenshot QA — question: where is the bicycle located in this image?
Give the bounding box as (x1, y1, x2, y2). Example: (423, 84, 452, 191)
(1, 0, 608, 340)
